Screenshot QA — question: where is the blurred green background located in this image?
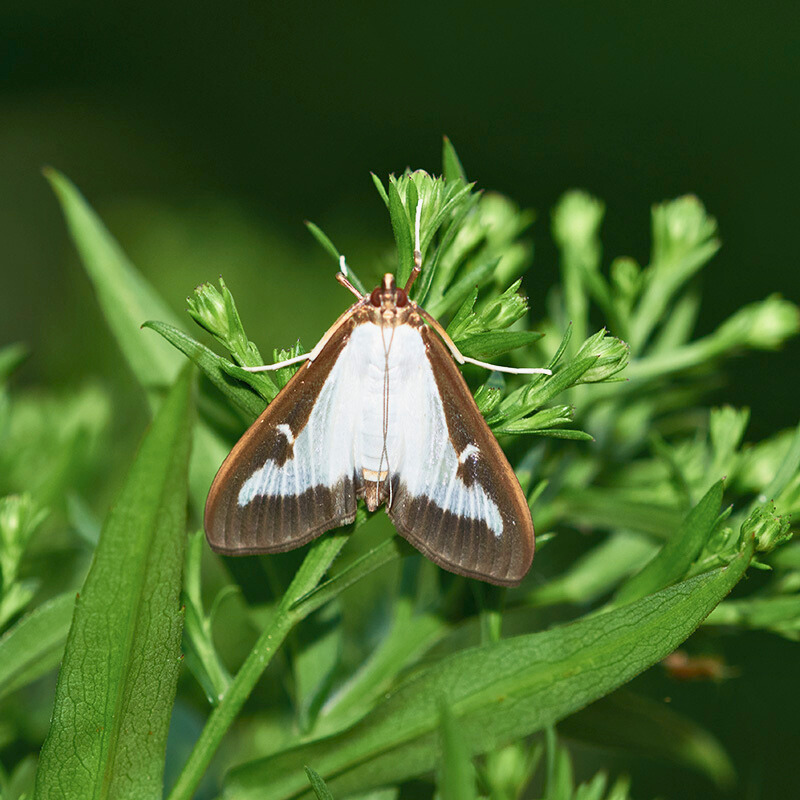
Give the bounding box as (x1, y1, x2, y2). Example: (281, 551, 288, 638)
(2, 2, 798, 797)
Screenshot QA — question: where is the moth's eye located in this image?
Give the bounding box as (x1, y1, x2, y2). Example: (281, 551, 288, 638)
(396, 289, 408, 307)
(370, 288, 382, 307)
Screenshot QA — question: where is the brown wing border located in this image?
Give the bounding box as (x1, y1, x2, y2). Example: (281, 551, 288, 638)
(387, 323, 535, 586)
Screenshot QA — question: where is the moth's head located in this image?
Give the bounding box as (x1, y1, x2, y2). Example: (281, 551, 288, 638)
(368, 273, 409, 311)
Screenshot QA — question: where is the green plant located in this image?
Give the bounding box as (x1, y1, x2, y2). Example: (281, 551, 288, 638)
(1, 139, 797, 799)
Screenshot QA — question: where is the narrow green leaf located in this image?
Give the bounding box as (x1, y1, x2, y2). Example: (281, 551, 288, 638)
(405, 180, 420, 243)
(290, 536, 407, 617)
(548, 325, 573, 370)
(0, 592, 73, 702)
(304, 221, 341, 262)
(438, 701, 477, 800)
(144, 320, 273, 416)
(313, 605, 448, 739)
(454, 331, 544, 361)
(612, 480, 724, 606)
(293, 603, 342, 733)
(495, 426, 592, 442)
(533, 428, 593, 441)
(649, 287, 701, 354)
(426, 258, 499, 319)
(492, 357, 596, 427)
(34, 368, 193, 800)
(388, 180, 414, 288)
(224, 539, 753, 799)
(182, 531, 233, 705)
(44, 168, 226, 510)
(545, 738, 574, 800)
(44, 168, 183, 390)
(370, 173, 389, 207)
(304, 767, 335, 800)
(445, 287, 478, 339)
(303, 223, 367, 295)
(483, 742, 542, 800)
(474, 384, 502, 417)
(419, 182, 474, 255)
(0, 580, 37, 632)
(442, 136, 468, 184)
(417, 191, 481, 306)
(494, 404, 573, 434)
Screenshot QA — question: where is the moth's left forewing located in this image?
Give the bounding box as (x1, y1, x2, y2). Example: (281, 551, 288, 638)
(388, 324, 535, 587)
(204, 314, 361, 555)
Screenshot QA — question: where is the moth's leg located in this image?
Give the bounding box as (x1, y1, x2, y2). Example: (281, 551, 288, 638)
(417, 307, 552, 376)
(244, 294, 364, 373)
(242, 352, 311, 372)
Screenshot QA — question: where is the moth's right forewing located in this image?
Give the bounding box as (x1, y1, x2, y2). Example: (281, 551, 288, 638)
(204, 316, 360, 554)
(387, 324, 535, 586)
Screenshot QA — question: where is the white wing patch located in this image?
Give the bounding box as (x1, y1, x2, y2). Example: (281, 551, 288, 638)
(237, 339, 364, 505)
(379, 326, 503, 538)
(238, 321, 503, 538)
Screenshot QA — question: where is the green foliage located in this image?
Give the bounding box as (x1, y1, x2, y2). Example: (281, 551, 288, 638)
(42, 169, 183, 395)
(224, 541, 752, 799)
(304, 767, 335, 800)
(438, 700, 478, 800)
(34, 367, 193, 799)
(181, 530, 234, 705)
(0, 495, 48, 628)
(2, 140, 798, 800)
(0, 593, 73, 703)
(542, 734, 634, 800)
(611, 480, 725, 607)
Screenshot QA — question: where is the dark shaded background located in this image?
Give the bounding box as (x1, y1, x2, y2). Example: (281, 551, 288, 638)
(2, 2, 798, 797)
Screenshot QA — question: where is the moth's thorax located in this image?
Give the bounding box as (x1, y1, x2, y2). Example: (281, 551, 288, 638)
(359, 273, 421, 328)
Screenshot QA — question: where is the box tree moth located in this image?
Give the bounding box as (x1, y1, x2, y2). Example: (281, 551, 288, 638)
(205, 202, 551, 586)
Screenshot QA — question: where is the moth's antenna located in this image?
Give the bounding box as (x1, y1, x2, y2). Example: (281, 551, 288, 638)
(403, 198, 423, 294)
(336, 255, 364, 299)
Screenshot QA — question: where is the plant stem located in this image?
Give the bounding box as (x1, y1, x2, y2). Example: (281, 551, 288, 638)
(167, 533, 348, 800)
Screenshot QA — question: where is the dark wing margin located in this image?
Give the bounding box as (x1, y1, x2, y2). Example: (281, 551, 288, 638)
(388, 325, 535, 587)
(204, 315, 359, 555)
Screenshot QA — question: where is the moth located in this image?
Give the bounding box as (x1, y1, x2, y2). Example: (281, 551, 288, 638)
(205, 202, 550, 586)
